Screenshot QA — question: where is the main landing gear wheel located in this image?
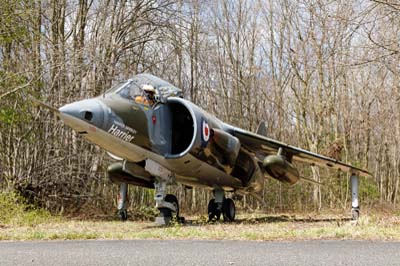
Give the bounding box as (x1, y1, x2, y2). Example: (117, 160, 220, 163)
(208, 199, 221, 221)
(222, 198, 235, 222)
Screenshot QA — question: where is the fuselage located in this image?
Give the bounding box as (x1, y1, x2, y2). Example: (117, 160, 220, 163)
(58, 74, 264, 193)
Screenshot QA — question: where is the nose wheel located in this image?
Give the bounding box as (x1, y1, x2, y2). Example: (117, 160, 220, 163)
(153, 175, 185, 225)
(159, 194, 180, 219)
(156, 193, 185, 225)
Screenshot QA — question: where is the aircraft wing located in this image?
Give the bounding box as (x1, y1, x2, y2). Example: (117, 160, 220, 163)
(232, 127, 372, 178)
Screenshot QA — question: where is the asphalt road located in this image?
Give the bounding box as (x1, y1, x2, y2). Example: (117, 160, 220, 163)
(1, 240, 399, 266)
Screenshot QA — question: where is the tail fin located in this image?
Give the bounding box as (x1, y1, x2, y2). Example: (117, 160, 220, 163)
(256, 121, 268, 137)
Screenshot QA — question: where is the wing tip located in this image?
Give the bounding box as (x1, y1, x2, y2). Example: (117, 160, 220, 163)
(350, 168, 373, 178)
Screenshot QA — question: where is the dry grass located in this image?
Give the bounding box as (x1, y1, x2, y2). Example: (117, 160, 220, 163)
(1, 212, 400, 241)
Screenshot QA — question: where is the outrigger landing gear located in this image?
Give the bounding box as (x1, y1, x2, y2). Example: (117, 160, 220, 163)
(208, 189, 236, 222)
(117, 182, 128, 221)
(351, 173, 360, 220)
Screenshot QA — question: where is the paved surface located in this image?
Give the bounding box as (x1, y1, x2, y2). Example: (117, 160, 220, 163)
(1, 240, 400, 266)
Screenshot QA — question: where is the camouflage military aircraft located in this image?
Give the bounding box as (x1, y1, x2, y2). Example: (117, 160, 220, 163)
(35, 74, 371, 224)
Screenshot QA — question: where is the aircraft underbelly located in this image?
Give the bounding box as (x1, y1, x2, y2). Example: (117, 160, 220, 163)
(161, 154, 243, 190)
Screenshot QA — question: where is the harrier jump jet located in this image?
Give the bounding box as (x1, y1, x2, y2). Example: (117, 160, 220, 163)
(36, 74, 371, 224)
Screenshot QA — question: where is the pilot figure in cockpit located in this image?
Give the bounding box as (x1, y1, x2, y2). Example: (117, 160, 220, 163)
(135, 84, 156, 106)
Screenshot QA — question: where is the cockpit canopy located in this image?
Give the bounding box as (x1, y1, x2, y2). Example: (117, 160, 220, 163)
(106, 74, 183, 103)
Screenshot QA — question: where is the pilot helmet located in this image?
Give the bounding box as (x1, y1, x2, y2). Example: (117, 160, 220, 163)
(142, 84, 156, 93)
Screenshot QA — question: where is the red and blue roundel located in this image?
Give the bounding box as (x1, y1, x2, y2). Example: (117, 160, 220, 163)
(202, 119, 210, 143)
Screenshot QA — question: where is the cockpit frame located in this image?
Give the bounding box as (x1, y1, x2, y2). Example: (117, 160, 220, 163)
(106, 74, 183, 104)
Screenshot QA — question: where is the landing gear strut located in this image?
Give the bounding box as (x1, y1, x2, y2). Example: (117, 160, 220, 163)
(351, 174, 360, 220)
(208, 189, 236, 222)
(117, 182, 128, 221)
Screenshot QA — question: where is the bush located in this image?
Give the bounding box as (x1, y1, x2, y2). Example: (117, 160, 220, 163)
(0, 191, 53, 226)
(129, 206, 158, 221)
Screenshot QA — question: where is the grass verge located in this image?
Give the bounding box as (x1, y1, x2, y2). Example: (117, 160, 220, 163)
(1, 212, 400, 241)
(1, 192, 400, 241)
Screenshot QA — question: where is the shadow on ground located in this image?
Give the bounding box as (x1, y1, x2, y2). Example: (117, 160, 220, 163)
(66, 208, 353, 226)
(235, 215, 352, 224)
(142, 214, 353, 228)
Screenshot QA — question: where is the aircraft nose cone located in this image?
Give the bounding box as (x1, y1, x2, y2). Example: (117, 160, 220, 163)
(59, 99, 110, 129)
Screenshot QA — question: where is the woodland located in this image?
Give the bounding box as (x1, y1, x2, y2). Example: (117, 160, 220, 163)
(0, 0, 399, 216)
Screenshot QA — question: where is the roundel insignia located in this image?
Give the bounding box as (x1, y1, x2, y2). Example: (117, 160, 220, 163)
(202, 119, 210, 142)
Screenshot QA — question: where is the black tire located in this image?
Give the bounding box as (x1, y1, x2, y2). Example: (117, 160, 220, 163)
(222, 198, 235, 222)
(118, 209, 128, 221)
(178, 216, 186, 224)
(351, 208, 360, 220)
(159, 207, 172, 218)
(165, 194, 179, 218)
(208, 199, 221, 221)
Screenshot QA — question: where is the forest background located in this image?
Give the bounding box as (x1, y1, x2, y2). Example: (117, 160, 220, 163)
(0, 0, 399, 217)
